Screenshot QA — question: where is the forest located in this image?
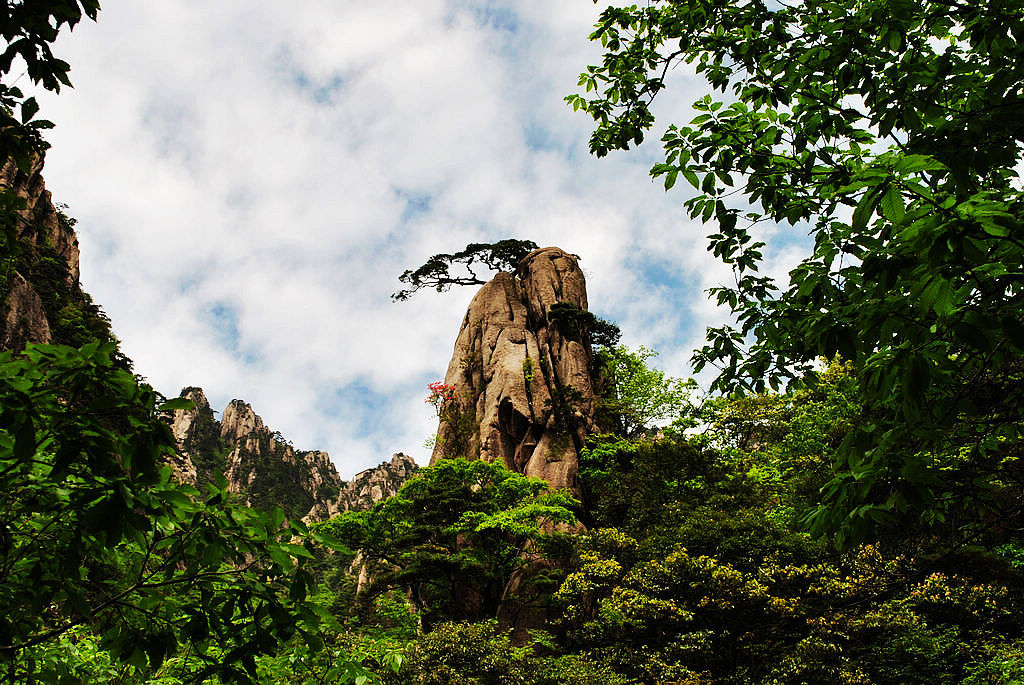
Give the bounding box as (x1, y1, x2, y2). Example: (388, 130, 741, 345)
(2, 0, 1023, 683)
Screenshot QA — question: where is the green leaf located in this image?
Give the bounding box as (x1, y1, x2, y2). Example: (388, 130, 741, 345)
(157, 397, 196, 411)
(851, 185, 880, 231)
(13, 416, 35, 461)
(919, 277, 954, 316)
(701, 172, 716, 193)
(894, 155, 944, 173)
(312, 530, 351, 552)
(905, 354, 931, 398)
(664, 168, 678, 190)
(981, 222, 1010, 237)
(20, 97, 39, 123)
(281, 542, 315, 559)
(879, 185, 905, 223)
(1001, 316, 1024, 350)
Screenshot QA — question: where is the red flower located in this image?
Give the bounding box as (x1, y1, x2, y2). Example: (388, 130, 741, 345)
(426, 382, 458, 415)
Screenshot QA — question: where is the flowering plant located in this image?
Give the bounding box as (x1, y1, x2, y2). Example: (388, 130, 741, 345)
(426, 382, 458, 417)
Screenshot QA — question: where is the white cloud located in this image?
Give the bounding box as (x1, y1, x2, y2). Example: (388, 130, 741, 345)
(28, 1, 749, 477)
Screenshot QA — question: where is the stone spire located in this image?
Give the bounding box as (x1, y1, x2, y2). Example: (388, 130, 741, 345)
(430, 246, 599, 496)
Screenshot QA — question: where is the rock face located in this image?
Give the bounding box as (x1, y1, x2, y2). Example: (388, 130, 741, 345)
(168, 388, 345, 521)
(0, 156, 90, 351)
(338, 453, 419, 512)
(430, 247, 599, 496)
(2, 273, 51, 350)
(0, 157, 80, 284)
(168, 389, 418, 521)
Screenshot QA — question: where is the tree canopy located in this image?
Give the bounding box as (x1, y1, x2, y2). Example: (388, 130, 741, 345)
(0, 342, 329, 682)
(316, 458, 578, 629)
(569, 0, 1024, 544)
(595, 345, 693, 438)
(392, 239, 538, 301)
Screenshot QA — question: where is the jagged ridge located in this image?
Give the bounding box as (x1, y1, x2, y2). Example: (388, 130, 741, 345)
(169, 387, 418, 521)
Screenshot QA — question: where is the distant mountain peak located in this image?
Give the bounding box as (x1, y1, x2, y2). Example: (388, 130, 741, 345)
(167, 392, 418, 521)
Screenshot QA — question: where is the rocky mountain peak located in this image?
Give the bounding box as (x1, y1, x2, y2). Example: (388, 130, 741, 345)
(1, 156, 90, 350)
(169, 387, 212, 448)
(166, 391, 419, 522)
(220, 399, 265, 441)
(430, 246, 599, 496)
(338, 453, 420, 512)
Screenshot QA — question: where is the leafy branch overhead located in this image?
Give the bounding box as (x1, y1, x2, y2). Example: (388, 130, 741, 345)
(392, 239, 538, 301)
(0, 342, 322, 681)
(0, 0, 100, 163)
(570, 0, 1024, 545)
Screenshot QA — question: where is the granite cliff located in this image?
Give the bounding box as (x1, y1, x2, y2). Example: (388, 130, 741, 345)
(0, 156, 111, 351)
(338, 452, 419, 512)
(430, 246, 599, 497)
(167, 387, 418, 521)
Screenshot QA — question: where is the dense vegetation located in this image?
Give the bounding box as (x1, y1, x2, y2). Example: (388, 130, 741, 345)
(568, 0, 1024, 547)
(5, 344, 1022, 682)
(0, 4, 333, 682)
(2, 0, 1023, 683)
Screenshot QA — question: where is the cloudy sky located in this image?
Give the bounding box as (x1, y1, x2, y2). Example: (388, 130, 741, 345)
(30, 1, 800, 477)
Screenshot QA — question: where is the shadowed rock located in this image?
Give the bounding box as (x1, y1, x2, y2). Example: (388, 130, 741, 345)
(0, 156, 82, 350)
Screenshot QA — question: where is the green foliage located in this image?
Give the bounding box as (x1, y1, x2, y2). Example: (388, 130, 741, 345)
(0, 1, 98, 93)
(695, 359, 863, 524)
(563, 371, 1024, 683)
(0, 0, 100, 164)
(253, 630, 404, 685)
(13, 626, 123, 683)
(394, 620, 628, 685)
(26, 239, 116, 348)
(580, 434, 718, 536)
(395, 620, 534, 685)
(558, 508, 1023, 684)
(963, 639, 1024, 685)
(572, 0, 1024, 544)
(392, 240, 538, 301)
(521, 357, 534, 386)
(272, 366, 1024, 684)
(546, 302, 621, 351)
(995, 543, 1024, 571)
(318, 458, 578, 629)
(596, 345, 694, 438)
(0, 342, 323, 682)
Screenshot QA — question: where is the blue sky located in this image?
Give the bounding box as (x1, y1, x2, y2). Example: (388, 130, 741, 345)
(30, 1, 804, 477)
